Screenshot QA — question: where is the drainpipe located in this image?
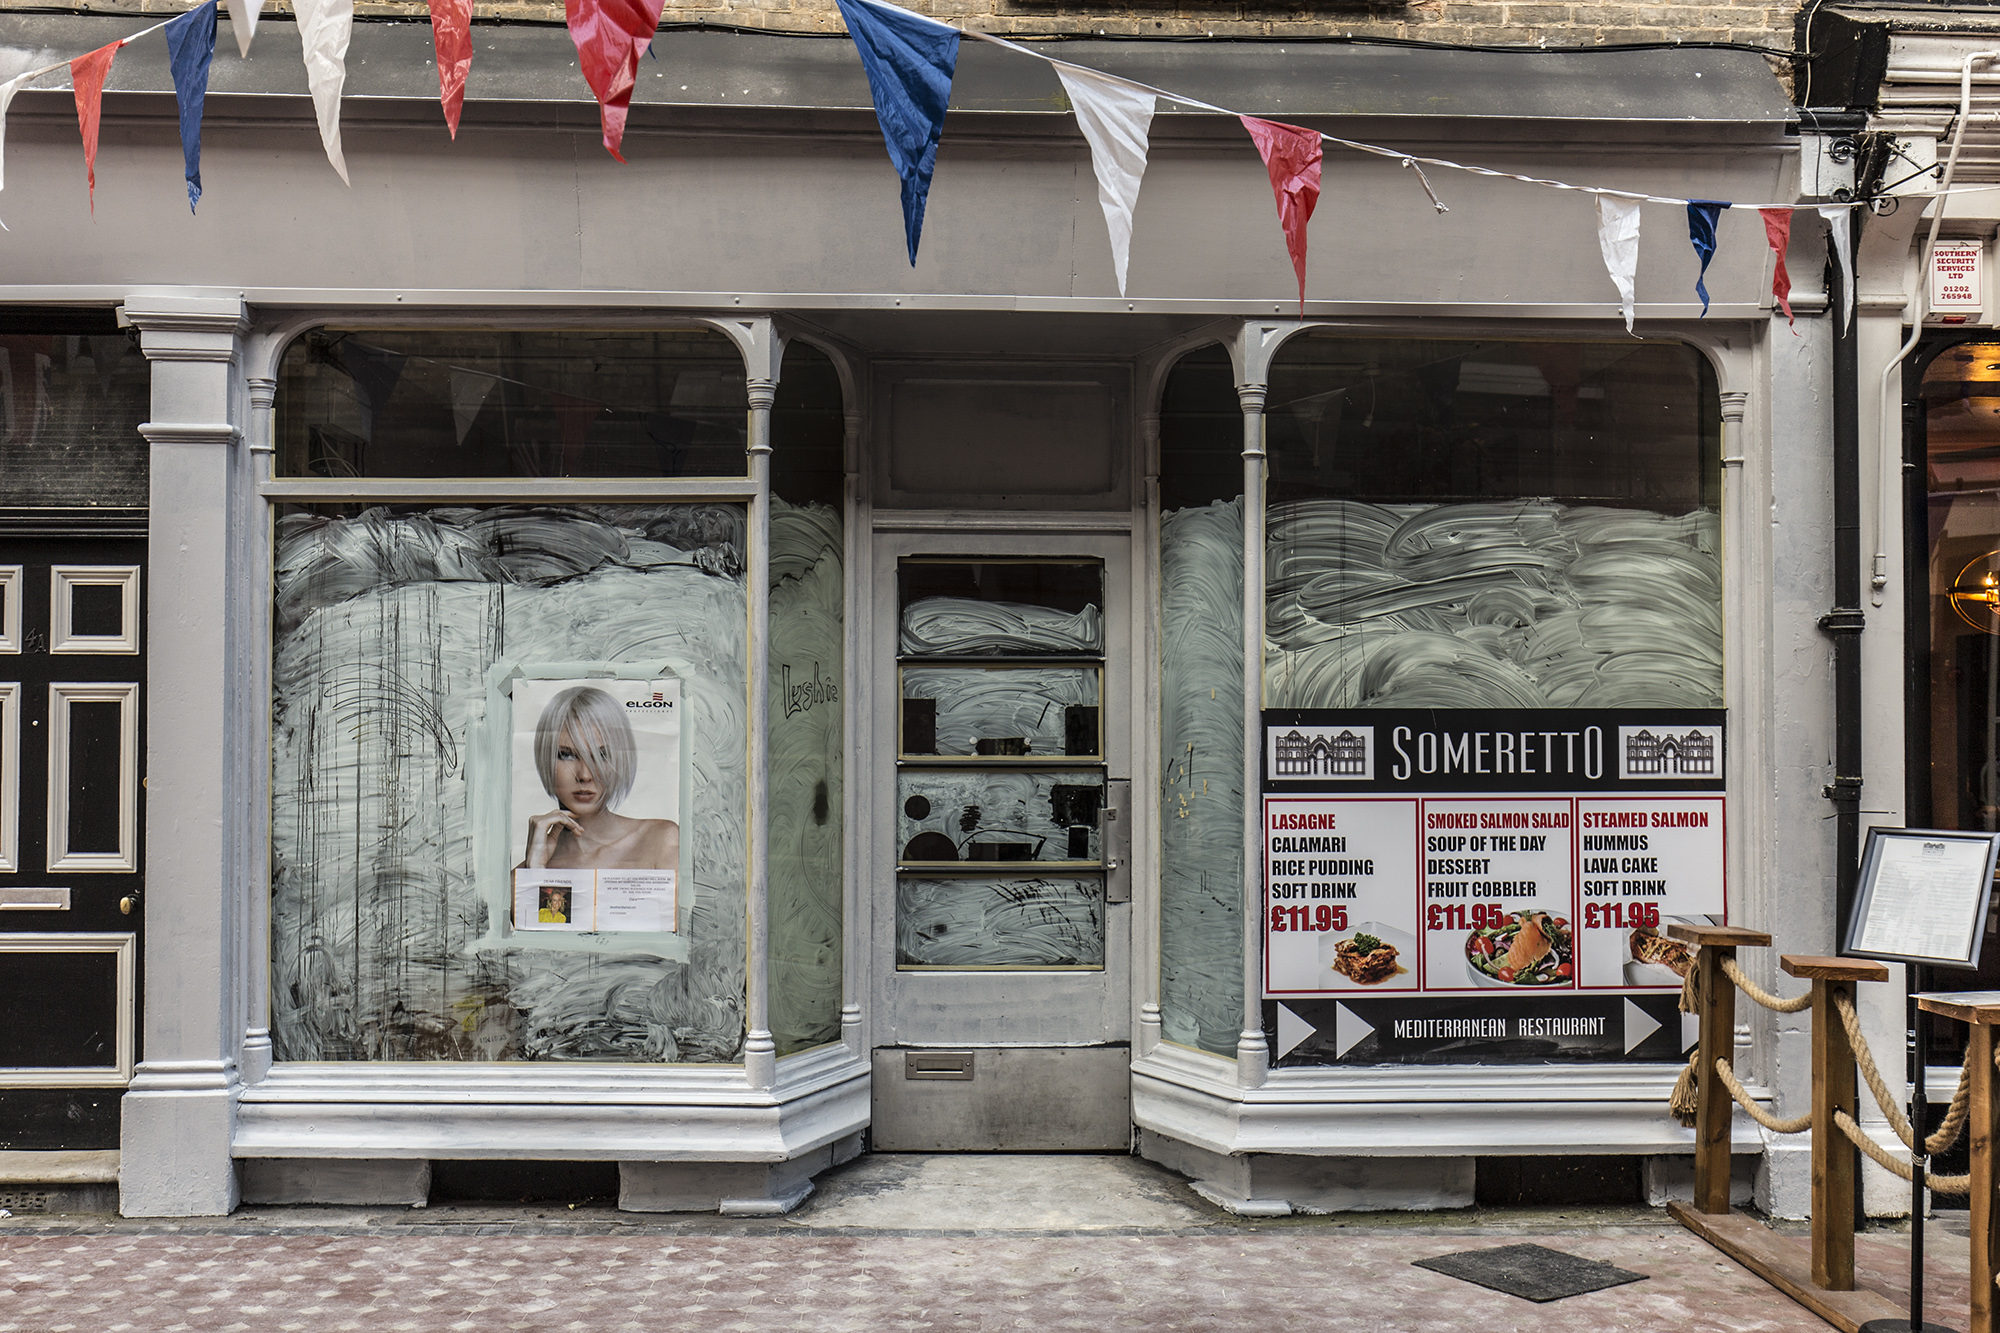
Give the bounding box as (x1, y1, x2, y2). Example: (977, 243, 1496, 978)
(1823, 217, 1865, 940)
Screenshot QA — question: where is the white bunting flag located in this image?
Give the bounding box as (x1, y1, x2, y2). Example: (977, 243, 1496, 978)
(1595, 193, 1642, 334)
(294, 0, 353, 184)
(1817, 204, 1855, 333)
(227, 0, 264, 59)
(0, 68, 43, 203)
(1053, 62, 1155, 297)
(449, 367, 498, 443)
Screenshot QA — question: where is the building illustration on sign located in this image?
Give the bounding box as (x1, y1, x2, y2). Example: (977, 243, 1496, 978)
(1271, 727, 1371, 778)
(1623, 728, 1716, 777)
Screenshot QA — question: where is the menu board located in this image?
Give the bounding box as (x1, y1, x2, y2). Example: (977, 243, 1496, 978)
(1262, 708, 1726, 1066)
(1845, 827, 2000, 969)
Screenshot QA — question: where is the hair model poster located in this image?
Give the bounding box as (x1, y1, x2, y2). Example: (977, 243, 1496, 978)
(510, 678, 682, 933)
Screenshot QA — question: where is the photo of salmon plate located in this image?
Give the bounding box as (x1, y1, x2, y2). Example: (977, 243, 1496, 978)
(1465, 910, 1573, 986)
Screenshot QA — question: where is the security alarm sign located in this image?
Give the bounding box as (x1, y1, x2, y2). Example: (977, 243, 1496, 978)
(1931, 239, 1983, 315)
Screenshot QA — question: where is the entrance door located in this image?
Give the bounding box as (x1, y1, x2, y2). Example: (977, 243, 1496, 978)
(869, 532, 1132, 1150)
(0, 537, 143, 1152)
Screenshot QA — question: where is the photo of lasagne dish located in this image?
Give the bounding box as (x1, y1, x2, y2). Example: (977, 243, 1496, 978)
(1331, 932, 1401, 985)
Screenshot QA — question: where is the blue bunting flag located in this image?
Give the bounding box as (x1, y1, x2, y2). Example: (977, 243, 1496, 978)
(164, 0, 218, 211)
(1686, 199, 1731, 316)
(833, 0, 959, 265)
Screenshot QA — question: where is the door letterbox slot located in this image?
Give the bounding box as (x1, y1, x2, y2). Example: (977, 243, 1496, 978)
(904, 1050, 975, 1080)
(0, 887, 69, 910)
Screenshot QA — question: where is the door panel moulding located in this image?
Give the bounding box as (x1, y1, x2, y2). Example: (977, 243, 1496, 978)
(0, 931, 135, 1087)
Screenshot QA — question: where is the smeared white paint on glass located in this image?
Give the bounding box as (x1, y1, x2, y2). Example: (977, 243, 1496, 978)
(1266, 500, 1723, 709)
(270, 504, 749, 1064)
(767, 499, 844, 1056)
(900, 597, 1103, 657)
(1158, 498, 1245, 1057)
(896, 769, 1104, 866)
(897, 876, 1106, 967)
(900, 665, 1100, 758)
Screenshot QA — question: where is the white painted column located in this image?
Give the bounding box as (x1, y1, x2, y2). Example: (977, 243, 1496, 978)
(1235, 380, 1269, 1089)
(745, 371, 777, 1090)
(1137, 407, 1164, 1058)
(840, 396, 866, 1058)
(119, 294, 249, 1217)
(237, 374, 276, 1087)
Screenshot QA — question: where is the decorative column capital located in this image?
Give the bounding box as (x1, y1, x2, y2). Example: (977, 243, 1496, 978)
(1236, 383, 1268, 415)
(1719, 390, 1749, 424)
(746, 376, 778, 413)
(121, 296, 248, 364)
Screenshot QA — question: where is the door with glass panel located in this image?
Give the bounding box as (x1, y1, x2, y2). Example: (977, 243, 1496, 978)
(0, 537, 143, 1151)
(870, 535, 1132, 1150)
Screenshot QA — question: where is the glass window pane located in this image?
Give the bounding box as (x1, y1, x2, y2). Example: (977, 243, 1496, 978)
(0, 322, 149, 508)
(899, 665, 1101, 760)
(270, 502, 749, 1064)
(896, 876, 1105, 968)
(1264, 337, 1722, 711)
(898, 560, 1104, 657)
(897, 769, 1103, 866)
(768, 495, 844, 1058)
(275, 329, 748, 479)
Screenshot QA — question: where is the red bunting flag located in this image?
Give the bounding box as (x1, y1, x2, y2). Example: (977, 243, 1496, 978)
(1759, 206, 1795, 328)
(1240, 116, 1322, 316)
(565, 0, 665, 161)
(429, 0, 473, 138)
(70, 39, 121, 214)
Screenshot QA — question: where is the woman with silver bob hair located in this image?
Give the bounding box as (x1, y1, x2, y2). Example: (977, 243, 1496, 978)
(520, 685, 678, 871)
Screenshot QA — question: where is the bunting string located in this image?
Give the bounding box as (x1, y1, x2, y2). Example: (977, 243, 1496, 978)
(0, 0, 1969, 332)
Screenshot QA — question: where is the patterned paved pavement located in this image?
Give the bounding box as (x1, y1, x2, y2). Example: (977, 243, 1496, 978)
(0, 1155, 1978, 1332)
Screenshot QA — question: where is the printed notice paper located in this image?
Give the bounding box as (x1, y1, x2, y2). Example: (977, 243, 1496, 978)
(1853, 833, 1993, 966)
(514, 868, 676, 933)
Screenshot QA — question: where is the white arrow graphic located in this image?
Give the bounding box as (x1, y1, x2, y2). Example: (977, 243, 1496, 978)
(1335, 1002, 1375, 1058)
(1624, 998, 1663, 1054)
(1275, 1003, 1315, 1059)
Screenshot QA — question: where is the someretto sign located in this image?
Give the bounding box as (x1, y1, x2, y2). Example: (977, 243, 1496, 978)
(1261, 707, 1726, 1066)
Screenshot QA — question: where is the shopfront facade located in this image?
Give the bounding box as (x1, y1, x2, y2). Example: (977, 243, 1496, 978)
(0, 17, 1855, 1217)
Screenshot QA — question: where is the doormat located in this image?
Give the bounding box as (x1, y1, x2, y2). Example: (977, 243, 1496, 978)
(1413, 1244, 1649, 1303)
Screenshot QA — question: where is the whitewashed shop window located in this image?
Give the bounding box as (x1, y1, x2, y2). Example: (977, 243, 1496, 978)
(1155, 337, 1724, 1065)
(46, 682, 137, 873)
(268, 502, 751, 1063)
(767, 342, 846, 1056)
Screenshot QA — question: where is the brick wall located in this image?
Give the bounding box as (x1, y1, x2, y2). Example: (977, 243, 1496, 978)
(0, 0, 1798, 49)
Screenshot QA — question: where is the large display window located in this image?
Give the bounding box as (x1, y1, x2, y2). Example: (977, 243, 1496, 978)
(266, 327, 846, 1067)
(1158, 333, 1725, 1068)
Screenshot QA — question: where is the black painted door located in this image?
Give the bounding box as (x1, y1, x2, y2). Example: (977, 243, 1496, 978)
(0, 535, 144, 1150)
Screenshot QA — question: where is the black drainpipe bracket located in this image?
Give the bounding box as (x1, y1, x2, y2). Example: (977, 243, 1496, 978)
(1818, 607, 1867, 635)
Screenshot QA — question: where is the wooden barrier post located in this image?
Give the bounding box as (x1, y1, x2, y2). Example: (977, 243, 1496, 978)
(1781, 955, 1888, 1293)
(1668, 924, 1773, 1214)
(1917, 994, 2000, 1333)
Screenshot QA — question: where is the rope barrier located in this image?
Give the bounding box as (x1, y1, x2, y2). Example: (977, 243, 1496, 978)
(1831, 990, 1975, 1159)
(1719, 956, 1813, 1014)
(1714, 1056, 1814, 1134)
(1831, 1108, 1974, 1195)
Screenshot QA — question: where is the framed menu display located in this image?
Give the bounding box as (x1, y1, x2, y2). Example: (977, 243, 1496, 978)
(1843, 826, 2000, 970)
